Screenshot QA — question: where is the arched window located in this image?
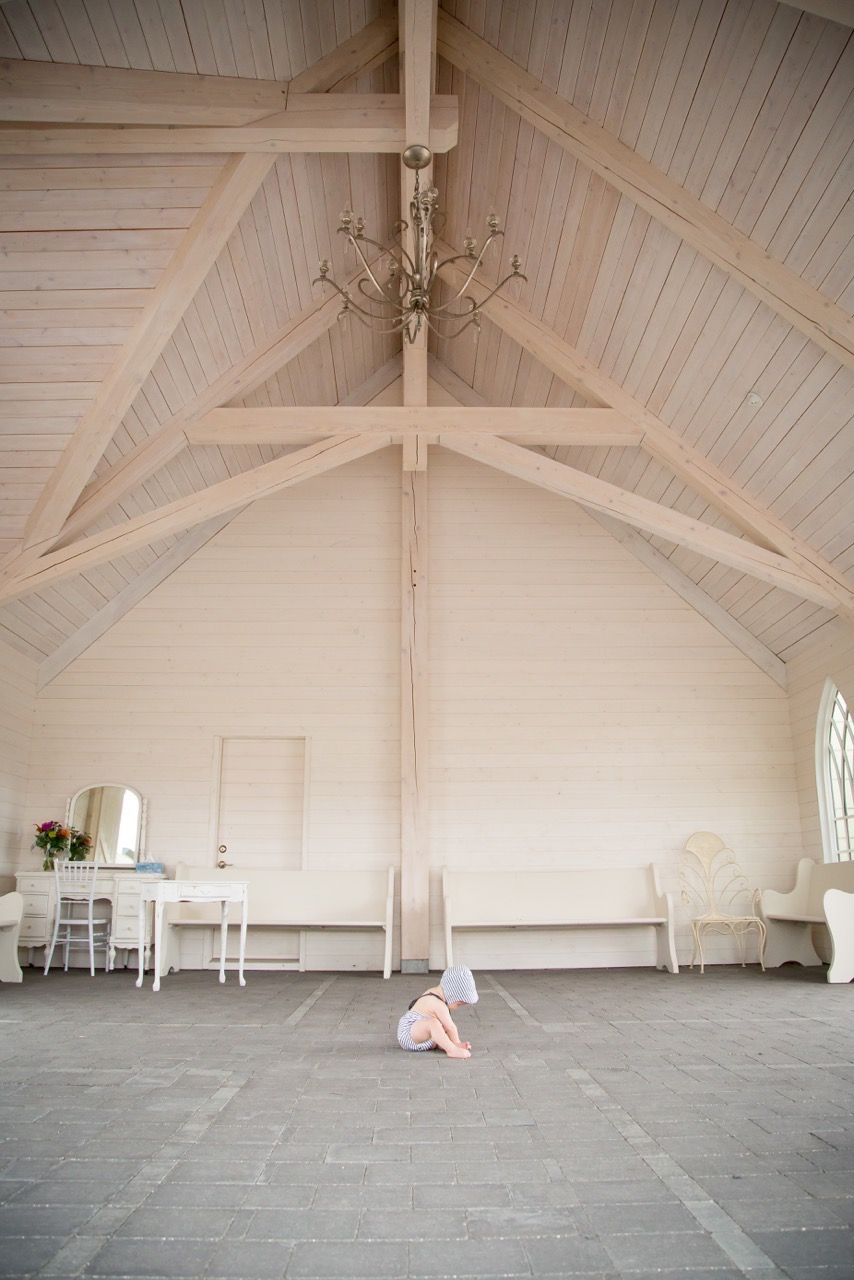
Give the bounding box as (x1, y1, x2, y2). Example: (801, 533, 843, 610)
(817, 681, 854, 863)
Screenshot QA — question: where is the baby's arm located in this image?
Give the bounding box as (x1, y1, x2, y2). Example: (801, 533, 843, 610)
(435, 1004, 471, 1048)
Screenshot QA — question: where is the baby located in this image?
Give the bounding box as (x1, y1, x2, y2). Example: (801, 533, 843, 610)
(397, 965, 479, 1058)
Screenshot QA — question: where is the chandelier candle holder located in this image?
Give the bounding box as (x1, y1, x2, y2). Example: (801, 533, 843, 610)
(315, 144, 525, 343)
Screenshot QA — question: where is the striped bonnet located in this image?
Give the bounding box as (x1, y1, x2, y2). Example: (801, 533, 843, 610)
(441, 966, 479, 1005)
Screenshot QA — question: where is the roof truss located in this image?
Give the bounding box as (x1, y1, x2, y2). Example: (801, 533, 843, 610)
(0, 4, 851, 669)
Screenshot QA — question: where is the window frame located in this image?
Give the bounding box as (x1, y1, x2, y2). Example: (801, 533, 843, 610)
(816, 679, 854, 863)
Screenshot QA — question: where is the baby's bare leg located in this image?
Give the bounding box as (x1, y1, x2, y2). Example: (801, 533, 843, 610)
(411, 1015, 470, 1058)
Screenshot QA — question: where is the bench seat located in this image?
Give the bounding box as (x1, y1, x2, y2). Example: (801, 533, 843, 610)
(443, 865, 678, 972)
(759, 858, 854, 982)
(160, 864, 395, 978)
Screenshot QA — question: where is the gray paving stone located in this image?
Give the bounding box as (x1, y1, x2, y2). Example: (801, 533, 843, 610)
(285, 1240, 406, 1277)
(114, 1206, 235, 1238)
(601, 1227, 733, 1271)
(3, 967, 853, 1280)
(466, 1205, 583, 1237)
(408, 1237, 531, 1277)
(206, 1239, 291, 1278)
(0, 1233, 67, 1274)
(82, 1237, 215, 1277)
(244, 1209, 360, 1241)
(522, 1232, 615, 1275)
(357, 1208, 466, 1239)
(751, 1226, 854, 1269)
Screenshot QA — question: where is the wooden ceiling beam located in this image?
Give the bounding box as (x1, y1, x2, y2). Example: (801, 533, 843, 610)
(17, 152, 277, 559)
(55, 272, 383, 549)
(437, 13, 854, 372)
(774, 1, 853, 26)
(428, 365, 788, 685)
(36, 357, 403, 689)
(0, 96, 458, 155)
(0, 435, 392, 606)
(436, 247, 854, 623)
(0, 16, 399, 123)
(9, 22, 407, 576)
(186, 406, 642, 446)
(440, 434, 838, 609)
(587, 511, 788, 689)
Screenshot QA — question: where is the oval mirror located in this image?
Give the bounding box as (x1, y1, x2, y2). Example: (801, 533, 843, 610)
(67, 785, 145, 865)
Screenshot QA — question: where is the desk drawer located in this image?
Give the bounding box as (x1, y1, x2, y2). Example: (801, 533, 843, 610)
(174, 881, 244, 900)
(112, 916, 149, 944)
(17, 875, 47, 895)
(19, 916, 49, 943)
(114, 895, 144, 919)
(21, 893, 48, 919)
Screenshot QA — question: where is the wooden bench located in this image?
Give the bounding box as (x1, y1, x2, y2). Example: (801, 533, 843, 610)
(159, 864, 395, 979)
(760, 858, 854, 982)
(442, 865, 678, 973)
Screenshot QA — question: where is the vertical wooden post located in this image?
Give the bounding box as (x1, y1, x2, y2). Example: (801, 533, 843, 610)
(398, 0, 436, 972)
(400, 467, 430, 970)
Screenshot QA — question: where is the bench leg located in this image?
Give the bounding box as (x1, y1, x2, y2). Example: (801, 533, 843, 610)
(656, 919, 679, 974)
(825, 889, 854, 984)
(762, 917, 822, 969)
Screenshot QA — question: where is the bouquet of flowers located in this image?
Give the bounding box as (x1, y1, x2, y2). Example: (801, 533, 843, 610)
(68, 827, 93, 861)
(32, 820, 92, 869)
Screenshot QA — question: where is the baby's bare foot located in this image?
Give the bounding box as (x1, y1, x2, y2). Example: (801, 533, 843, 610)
(445, 1045, 471, 1058)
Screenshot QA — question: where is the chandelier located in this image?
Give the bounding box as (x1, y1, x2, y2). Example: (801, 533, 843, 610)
(315, 144, 525, 343)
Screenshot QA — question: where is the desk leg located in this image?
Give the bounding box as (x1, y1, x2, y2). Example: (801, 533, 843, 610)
(135, 899, 145, 988)
(152, 902, 164, 992)
(238, 903, 247, 987)
(219, 902, 228, 984)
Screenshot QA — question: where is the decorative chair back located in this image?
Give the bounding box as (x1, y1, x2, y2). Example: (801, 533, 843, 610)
(679, 832, 760, 922)
(53, 858, 103, 900)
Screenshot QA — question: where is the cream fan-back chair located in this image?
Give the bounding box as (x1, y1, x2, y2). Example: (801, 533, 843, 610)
(44, 860, 112, 976)
(679, 832, 766, 973)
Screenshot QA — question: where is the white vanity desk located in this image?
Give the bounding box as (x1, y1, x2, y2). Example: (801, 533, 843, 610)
(137, 879, 248, 992)
(16, 868, 165, 968)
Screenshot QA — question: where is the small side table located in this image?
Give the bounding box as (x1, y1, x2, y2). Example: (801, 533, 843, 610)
(136, 879, 248, 992)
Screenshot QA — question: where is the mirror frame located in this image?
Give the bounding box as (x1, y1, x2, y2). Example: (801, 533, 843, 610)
(66, 784, 147, 865)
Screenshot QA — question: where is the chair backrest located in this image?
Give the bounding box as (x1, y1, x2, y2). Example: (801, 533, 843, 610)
(53, 859, 104, 901)
(679, 832, 758, 918)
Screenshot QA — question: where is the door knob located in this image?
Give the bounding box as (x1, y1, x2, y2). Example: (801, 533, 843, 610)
(217, 859, 233, 869)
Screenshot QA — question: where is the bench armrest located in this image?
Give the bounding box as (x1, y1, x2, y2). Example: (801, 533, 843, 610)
(760, 858, 814, 918)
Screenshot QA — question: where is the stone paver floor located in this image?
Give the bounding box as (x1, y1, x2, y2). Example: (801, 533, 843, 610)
(0, 964, 852, 1279)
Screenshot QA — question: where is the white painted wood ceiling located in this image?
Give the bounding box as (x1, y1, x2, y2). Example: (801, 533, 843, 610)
(0, 0, 851, 686)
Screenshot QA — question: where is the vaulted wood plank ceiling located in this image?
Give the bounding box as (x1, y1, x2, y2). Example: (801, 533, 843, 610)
(0, 0, 851, 690)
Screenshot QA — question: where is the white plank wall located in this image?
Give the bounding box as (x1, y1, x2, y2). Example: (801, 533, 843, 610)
(0, 636, 36, 887)
(428, 452, 803, 970)
(14, 448, 808, 972)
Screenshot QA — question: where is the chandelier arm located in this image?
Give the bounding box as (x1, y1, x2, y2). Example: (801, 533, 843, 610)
(422, 311, 484, 340)
(427, 239, 504, 307)
(432, 268, 528, 321)
(340, 232, 404, 301)
(311, 272, 403, 330)
(355, 277, 407, 311)
(343, 305, 413, 336)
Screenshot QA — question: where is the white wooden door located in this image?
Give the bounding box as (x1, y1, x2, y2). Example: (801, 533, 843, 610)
(214, 736, 307, 870)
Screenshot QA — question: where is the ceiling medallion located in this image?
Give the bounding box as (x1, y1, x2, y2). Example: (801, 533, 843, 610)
(315, 144, 525, 343)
